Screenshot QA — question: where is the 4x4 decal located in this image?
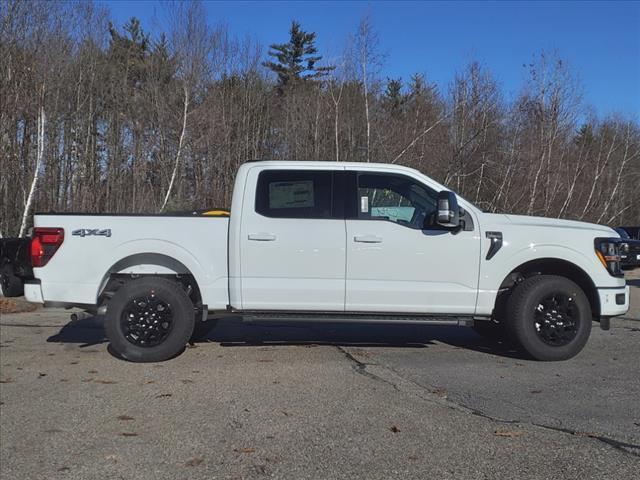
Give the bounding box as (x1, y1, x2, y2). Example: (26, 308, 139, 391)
(72, 228, 111, 238)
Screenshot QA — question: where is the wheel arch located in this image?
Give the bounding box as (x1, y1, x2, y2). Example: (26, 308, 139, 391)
(97, 253, 203, 307)
(497, 257, 600, 318)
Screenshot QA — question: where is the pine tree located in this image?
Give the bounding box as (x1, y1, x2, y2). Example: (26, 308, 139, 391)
(384, 77, 404, 113)
(263, 20, 333, 89)
(107, 17, 151, 89)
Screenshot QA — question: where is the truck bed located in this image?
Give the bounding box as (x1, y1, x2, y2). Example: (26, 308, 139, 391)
(30, 213, 230, 309)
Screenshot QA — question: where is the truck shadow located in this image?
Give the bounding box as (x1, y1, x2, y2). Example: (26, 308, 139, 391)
(47, 315, 524, 359)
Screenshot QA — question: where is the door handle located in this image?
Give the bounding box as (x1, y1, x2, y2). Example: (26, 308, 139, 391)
(354, 235, 382, 243)
(248, 233, 276, 241)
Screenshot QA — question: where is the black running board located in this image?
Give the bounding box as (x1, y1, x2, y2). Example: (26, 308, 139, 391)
(219, 311, 476, 326)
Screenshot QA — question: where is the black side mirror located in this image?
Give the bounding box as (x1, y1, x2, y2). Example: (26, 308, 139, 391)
(437, 190, 460, 228)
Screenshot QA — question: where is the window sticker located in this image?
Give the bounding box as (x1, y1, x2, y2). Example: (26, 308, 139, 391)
(269, 180, 314, 209)
(360, 195, 369, 213)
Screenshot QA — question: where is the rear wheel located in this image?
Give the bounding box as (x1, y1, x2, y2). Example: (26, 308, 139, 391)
(105, 277, 195, 362)
(1, 266, 23, 297)
(506, 275, 592, 361)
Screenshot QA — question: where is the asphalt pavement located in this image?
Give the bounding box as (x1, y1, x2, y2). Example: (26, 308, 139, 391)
(1, 271, 639, 479)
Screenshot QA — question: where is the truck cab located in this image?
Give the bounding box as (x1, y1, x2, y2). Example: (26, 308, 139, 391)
(25, 161, 629, 362)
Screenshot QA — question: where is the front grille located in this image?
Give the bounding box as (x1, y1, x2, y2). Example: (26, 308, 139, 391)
(627, 244, 640, 254)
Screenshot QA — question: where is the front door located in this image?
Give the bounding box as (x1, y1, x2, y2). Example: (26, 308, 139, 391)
(345, 171, 481, 314)
(239, 168, 346, 311)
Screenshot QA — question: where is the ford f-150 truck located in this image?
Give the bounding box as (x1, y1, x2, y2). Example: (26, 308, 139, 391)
(24, 161, 629, 362)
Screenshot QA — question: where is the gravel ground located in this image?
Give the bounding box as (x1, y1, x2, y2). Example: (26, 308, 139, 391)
(1, 270, 639, 479)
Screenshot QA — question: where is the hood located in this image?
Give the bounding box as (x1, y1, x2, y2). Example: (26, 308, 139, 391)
(504, 214, 617, 236)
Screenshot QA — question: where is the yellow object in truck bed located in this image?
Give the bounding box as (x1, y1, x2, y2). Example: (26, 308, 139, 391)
(201, 209, 230, 217)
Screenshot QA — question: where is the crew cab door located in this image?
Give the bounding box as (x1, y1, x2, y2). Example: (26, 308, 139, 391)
(344, 170, 481, 314)
(238, 167, 346, 311)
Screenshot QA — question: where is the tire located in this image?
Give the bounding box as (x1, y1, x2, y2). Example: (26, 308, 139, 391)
(506, 275, 592, 361)
(105, 277, 195, 362)
(1, 266, 24, 297)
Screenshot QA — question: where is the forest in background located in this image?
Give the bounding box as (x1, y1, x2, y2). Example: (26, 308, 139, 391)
(1, 0, 639, 237)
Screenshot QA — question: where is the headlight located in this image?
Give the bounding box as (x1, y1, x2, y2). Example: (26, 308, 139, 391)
(594, 238, 623, 277)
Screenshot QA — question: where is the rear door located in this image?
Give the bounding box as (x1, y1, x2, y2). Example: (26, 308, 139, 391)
(239, 167, 346, 311)
(344, 170, 481, 314)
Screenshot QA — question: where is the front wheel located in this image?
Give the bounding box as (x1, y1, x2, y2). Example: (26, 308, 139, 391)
(105, 277, 195, 362)
(506, 275, 592, 361)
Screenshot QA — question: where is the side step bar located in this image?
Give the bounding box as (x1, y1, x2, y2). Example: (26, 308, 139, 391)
(220, 311, 476, 326)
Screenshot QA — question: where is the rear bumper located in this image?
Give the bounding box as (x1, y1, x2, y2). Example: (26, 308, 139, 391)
(24, 280, 44, 304)
(598, 285, 629, 317)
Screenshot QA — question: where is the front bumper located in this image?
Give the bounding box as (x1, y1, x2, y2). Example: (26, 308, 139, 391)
(24, 280, 44, 304)
(598, 285, 629, 317)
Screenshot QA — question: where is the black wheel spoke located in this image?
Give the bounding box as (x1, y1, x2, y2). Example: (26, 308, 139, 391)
(533, 292, 579, 347)
(120, 292, 174, 347)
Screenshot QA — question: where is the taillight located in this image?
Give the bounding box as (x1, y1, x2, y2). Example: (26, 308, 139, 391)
(31, 227, 64, 267)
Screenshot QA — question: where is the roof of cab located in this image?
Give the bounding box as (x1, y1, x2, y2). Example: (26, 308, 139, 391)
(243, 160, 423, 175)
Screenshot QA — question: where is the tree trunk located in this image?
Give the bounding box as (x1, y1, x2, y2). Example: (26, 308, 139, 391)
(19, 100, 46, 237)
(161, 83, 189, 212)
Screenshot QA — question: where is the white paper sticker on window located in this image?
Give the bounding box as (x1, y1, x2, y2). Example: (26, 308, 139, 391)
(360, 196, 369, 213)
(269, 180, 314, 209)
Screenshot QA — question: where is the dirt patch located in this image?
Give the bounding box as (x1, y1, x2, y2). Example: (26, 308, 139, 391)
(0, 297, 39, 314)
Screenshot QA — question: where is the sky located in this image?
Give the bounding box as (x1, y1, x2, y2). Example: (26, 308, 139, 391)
(103, 0, 640, 119)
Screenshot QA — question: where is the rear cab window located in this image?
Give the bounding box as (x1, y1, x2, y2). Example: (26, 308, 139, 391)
(255, 170, 343, 219)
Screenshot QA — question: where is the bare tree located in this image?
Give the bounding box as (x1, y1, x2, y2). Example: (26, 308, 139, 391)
(354, 14, 381, 163)
(1, 2, 639, 235)
(19, 92, 45, 237)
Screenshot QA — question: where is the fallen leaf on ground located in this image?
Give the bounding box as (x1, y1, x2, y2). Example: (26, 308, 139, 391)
(143, 380, 155, 384)
(94, 380, 117, 384)
(120, 432, 138, 437)
(88, 369, 98, 374)
(432, 387, 447, 397)
(117, 415, 135, 421)
(185, 457, 204, 467)
(389, 426, 401, 433)
(494, 430, 523, 438)
(258, 359, 274, 363)
(0, 298, 38, 313)
(156, 393, 172, 398)
(0, 378, 13, 384)
(530, 390, 543, 394)
(234, 448, 255, 454)
(57, 466, 70, 472)
(181, 379, 194, 384)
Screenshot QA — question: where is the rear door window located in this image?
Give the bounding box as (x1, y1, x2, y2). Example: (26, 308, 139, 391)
(255, 170, 336, 219)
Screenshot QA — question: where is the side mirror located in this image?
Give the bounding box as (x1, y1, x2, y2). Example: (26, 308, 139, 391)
(437, 190, 460, 228)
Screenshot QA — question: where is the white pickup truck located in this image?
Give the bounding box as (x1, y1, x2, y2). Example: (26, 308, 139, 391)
(25, 161, 629, 362)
